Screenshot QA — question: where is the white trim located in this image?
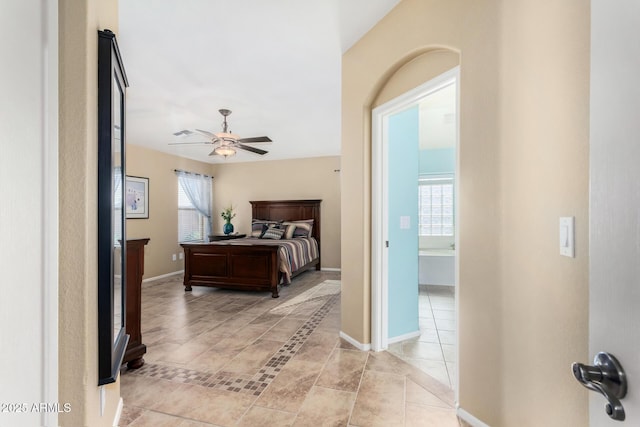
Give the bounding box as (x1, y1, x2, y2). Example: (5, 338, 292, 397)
(371, 66, 460, 353)
(339, 331, 372, 351)
(453, 67, 461, 403)
(321, 267, 341, 272)
(371, 66, 461, 402)
(456, 407, 491, 427)
(43, 2, 59, 427)
(387, 330, 421, 345)
(112, 398, 124, 427)
(142, 270, 184, 283)
(371, 93, 388, 351)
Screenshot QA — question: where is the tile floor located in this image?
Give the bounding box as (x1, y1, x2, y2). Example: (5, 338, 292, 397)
(388, 285, 456, 388)
(119, 272, 467, 426)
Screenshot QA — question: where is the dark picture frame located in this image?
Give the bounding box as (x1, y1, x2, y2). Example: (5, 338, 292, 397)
(125, 176, 149, 219)
(97, 29, 130, 386)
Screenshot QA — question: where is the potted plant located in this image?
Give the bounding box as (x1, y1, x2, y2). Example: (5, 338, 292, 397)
(221, 205, 236, 235)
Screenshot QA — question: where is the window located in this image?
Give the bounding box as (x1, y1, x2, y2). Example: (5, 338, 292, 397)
(176, 170, 213, 242)
(418, 175, 454, 236)
(178, 184, 206, 242)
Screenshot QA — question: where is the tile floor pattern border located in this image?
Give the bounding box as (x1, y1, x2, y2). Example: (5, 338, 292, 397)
(121, 273, 468, 426)
(131, 293, 340, 397)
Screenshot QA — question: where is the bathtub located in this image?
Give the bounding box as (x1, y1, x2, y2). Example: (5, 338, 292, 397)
(419, 249, 455, 286)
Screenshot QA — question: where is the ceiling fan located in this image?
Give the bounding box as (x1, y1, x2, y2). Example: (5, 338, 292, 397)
(170, 109, 272, 158)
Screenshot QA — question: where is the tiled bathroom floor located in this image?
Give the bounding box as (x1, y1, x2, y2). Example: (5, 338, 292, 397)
(119, 273, 465, 426)
(388, 285, 456, 388)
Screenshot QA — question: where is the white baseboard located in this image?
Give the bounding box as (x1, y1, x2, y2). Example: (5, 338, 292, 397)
(321, 267, 341, 272)
(457, 407, 491, 427)
(142, 270, 184, 283)
(388, 330, 421, 344)
(113, 398, 123, 427)
(339, 331, 371, 351)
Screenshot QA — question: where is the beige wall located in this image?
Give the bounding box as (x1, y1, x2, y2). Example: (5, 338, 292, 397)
(211, 156, 341, 269)
(373, 49, 460, 108)
(499, 1, 589, 424)
(342, 0, 502, 421)
(58, 0, 122, 426)
(126, 144, 214, 278)
(342, 0, 588, 425)
(126, 147, 342, 277)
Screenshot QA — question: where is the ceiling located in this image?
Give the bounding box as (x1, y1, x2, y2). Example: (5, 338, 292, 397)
(419, 82, 457, 150)
(118, 0, 401, 164)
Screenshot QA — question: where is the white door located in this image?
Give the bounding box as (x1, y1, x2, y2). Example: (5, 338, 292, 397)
(586, 0, 640, 424)
(0, 1, 58, 427)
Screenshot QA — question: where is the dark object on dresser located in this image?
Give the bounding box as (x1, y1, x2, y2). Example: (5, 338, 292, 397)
(123, 238, 149, 369)
(181, 200, 321, 298)
(208, 233, 247, 241)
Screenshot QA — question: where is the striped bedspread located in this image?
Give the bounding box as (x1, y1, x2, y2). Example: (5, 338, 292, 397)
(216, 237, 319, 284)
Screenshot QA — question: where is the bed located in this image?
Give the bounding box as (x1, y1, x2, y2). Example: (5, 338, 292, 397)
(180, 199, 321, 298)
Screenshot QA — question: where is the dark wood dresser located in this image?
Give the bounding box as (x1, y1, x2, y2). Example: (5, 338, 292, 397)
(123, 238, 149, 369)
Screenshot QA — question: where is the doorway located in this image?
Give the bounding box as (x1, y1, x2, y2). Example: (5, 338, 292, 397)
(372, 67, 459, 389)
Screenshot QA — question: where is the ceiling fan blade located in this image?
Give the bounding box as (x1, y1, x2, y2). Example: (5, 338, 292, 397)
(173, 129, 194, 136)
(237, 144, 268, 155)
(168, 141, 211, 146)
(208, 149, 220, 156)
(238, 136, 272, 143)
(195, 129, 215, 137)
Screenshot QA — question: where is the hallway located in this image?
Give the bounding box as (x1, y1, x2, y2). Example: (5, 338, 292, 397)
(388, 285, 456, 388)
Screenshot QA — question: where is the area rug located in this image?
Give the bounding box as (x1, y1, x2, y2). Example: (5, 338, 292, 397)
(269, 279, 341, 315)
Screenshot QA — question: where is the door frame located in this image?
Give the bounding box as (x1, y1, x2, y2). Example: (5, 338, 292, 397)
(371, 66, 460, 354)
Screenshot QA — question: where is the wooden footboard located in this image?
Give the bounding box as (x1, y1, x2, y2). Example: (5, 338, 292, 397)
(181, 243, 281, 297)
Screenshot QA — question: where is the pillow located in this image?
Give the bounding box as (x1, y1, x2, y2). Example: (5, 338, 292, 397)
(261, 226, 285, 240)
(251, 222, 267, 238)
(282, 219, 314, 239)
(251, 219, 282, 237)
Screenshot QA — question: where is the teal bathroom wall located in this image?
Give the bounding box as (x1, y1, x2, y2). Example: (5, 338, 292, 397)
(387, 105, 420, 339)
(419, 147, 455, 175)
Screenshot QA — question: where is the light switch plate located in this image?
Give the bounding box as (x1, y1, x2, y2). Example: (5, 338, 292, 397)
(559, 216, 575, 257)
(400, 216, 410, 230)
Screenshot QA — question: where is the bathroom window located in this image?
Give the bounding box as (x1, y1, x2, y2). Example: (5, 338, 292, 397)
(418, 175, 454, 236)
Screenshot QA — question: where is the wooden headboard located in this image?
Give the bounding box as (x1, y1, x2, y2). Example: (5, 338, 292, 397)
(250, 199, 322, 251)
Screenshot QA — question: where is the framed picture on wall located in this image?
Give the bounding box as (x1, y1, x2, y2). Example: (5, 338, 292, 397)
(125, 176, 149, 219)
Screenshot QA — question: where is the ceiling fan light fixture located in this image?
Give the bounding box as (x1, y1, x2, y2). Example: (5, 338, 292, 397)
(213, 145, 236, 158)
(171, 109, 271, 157)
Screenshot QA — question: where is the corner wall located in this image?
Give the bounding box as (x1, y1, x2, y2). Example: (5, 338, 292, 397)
(126, 144, 214, 278)
(341, 0, 589, 425)
(58, 0, 122, 425)
(342, 0, 502, 422)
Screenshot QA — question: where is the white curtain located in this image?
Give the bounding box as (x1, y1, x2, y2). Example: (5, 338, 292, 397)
(176, 170, 213, 238)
